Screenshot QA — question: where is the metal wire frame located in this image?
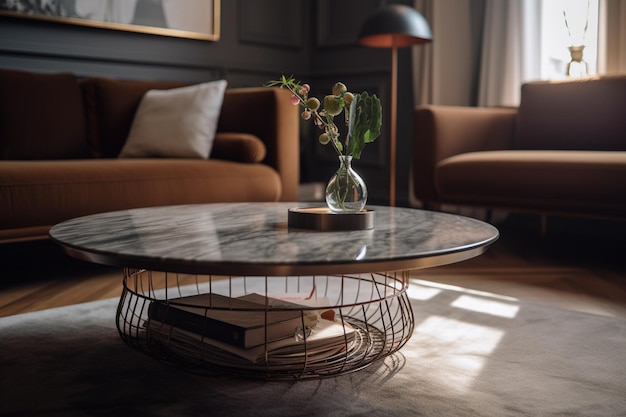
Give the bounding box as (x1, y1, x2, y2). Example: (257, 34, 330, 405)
(116, 269, 414, 380)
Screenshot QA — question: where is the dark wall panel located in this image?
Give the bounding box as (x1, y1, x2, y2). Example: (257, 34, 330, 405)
(239, 0, 303, 48)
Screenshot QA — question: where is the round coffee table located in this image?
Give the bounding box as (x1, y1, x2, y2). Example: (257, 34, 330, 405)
(50, 202, 498, 379)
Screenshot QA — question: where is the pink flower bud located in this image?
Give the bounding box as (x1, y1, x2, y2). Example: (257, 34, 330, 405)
(300, 84, 310, 95)
(290, 95, 300, 105)
(301, 110, 311, 120)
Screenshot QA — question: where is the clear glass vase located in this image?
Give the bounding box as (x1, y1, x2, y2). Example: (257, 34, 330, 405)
(325, 155, 368, 213)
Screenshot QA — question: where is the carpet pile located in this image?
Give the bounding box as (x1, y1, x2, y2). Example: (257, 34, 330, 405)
(1, 279, 625, 416)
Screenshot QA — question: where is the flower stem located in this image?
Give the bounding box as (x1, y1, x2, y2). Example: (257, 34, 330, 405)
(283, 84, 343, 157)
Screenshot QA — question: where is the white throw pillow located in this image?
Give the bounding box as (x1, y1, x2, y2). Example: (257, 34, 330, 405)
(119, 79, 227, 159)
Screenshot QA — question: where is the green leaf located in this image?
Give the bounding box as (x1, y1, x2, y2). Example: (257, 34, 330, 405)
(347, 92, 382, 158)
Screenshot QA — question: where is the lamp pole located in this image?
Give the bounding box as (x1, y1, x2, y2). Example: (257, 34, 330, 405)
(389, 42, 398, 207)
(357, 4, 431, 208)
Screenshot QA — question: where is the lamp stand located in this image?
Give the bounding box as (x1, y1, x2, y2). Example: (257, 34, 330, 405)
(357, 4, 432, 207)
(389, 43, 398, 207)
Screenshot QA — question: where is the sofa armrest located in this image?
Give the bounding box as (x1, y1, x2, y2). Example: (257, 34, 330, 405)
(218, 87, 299, 201)
(211, 133, 267, 163)
(412, 105, 517, 204)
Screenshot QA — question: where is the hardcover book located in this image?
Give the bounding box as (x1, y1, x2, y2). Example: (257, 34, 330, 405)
(148, 314, 356, 365)
(148, 293, 305, 349)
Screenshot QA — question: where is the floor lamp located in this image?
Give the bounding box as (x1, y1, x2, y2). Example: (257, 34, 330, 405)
(358, 5, 432, 207)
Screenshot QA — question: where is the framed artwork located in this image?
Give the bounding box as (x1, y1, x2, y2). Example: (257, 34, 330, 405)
(0, 0, 220, 41)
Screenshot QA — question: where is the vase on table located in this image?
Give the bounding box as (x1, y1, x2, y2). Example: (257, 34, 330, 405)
(325, 155, 367, 213)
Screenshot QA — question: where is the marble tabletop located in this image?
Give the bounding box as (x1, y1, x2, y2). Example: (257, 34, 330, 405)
(49, 202, 499, 275)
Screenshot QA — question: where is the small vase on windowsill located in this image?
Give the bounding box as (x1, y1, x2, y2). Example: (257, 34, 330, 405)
(325, 155, 367, 213)
(566, 45, 588, 77)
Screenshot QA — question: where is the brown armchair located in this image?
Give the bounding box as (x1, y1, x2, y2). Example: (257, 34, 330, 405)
(412, 76, 626, 221)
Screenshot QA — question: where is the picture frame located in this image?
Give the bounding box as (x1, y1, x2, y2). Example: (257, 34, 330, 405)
(0, 0, 220, 41)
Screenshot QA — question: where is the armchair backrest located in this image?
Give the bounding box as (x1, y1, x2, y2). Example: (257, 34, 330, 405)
(515, 75, 626, 151)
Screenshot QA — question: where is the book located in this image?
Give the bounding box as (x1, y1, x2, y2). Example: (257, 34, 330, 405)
(148, 311, 356, 365)
(146, 289, 358, 365)
(147, 293, 306, 349)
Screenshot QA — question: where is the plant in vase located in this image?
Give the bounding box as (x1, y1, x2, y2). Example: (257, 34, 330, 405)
(266, 75, 382, 213)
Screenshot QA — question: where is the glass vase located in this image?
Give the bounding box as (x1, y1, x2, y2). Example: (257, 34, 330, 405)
(325, 155, 368, 213)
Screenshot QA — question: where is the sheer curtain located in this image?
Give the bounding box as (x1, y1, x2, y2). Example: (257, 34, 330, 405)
(411, 0, 435, 106)
(412, 0, 483, 106)
(412, 0, 623, 108)
(412, 0, 541, 108)
(599, 0, 626, 74)
(477, 0, 542, 106)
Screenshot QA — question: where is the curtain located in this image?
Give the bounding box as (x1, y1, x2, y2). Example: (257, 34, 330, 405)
(412, 0, 484, 106)
(411, 0, 435, 106)
(599, 0, 626, 74)
(412, 0, 540, 108)
(412, 0, 542, 107)
(477, 0, 542, 107)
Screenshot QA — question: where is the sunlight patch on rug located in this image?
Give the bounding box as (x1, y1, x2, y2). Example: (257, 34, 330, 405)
(408, 315, 505, 394)
(406, 281, 443, 300)
(451, 295, 520, 318)
(410, 278, 519, 302)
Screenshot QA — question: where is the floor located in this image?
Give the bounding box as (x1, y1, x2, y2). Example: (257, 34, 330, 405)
(1, 212, 625, 319)
(411, 214, 626, 319)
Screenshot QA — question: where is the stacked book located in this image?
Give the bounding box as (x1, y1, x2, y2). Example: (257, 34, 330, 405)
(146, 290, 356, 366)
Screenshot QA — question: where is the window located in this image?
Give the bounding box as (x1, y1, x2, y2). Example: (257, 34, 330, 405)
(540, 0, 599, 79)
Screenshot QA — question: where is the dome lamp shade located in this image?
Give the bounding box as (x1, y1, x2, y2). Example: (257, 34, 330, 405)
(358, 4, 432, 48)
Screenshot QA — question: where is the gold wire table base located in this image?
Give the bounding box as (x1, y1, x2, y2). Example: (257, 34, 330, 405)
(116, 269, 415, 380)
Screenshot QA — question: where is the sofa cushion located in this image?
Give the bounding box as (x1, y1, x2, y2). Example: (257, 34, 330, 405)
(119, 80, 227, 159)
(0, 68, 89, 160)
(81, 77, 188, 157)
(435, 150, 626, 216)
(0, 159, 282, 234)
(515, 76, 626, 151)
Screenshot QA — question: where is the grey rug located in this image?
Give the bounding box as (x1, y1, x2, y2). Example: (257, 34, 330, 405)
(2, 279, 625, 417)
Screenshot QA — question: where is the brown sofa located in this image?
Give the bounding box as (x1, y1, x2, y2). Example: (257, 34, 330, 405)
(0, 68, 299, 243)
(412, 75, 626, 222)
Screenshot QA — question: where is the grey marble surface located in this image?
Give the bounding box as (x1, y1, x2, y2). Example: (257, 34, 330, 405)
(49, 203, 499, 275)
